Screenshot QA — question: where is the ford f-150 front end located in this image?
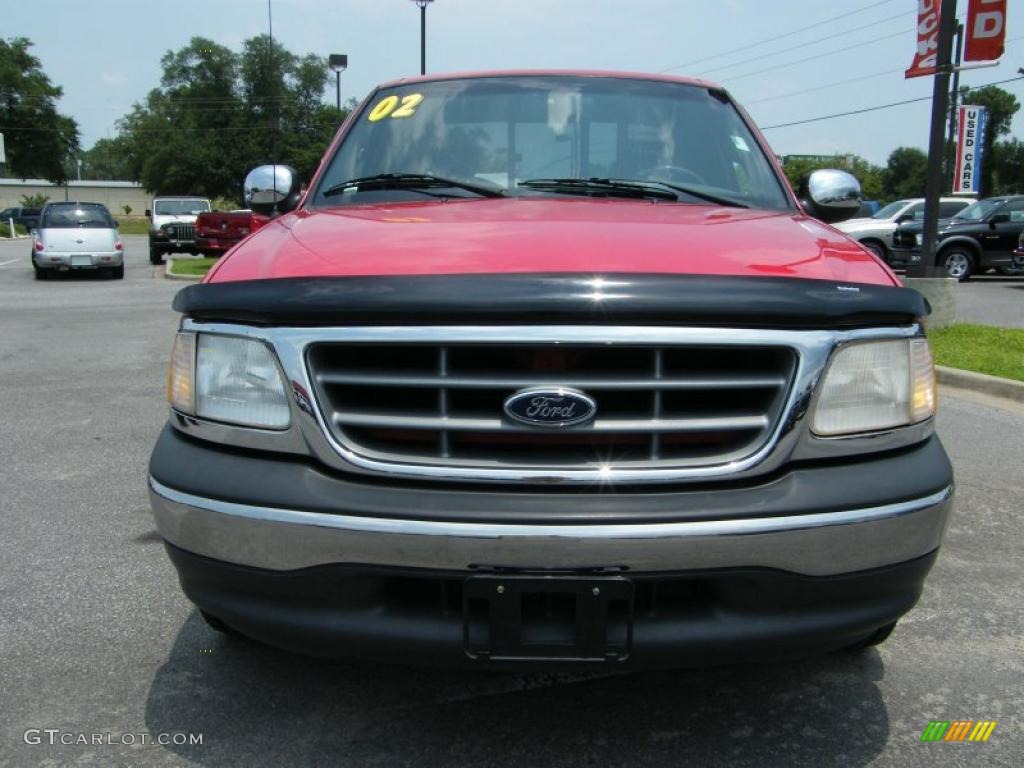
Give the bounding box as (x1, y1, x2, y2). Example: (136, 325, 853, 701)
(148, 71, 953, 668)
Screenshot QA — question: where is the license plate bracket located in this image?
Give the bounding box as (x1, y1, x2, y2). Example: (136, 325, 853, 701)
(463, 575, 633, 662)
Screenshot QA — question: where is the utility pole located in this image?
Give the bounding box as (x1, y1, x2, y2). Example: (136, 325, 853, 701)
(906, 0, 958, 280)
(944, 22, 964, 189)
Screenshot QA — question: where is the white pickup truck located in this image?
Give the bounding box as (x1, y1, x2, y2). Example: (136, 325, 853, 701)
(146, 196, 211, 264)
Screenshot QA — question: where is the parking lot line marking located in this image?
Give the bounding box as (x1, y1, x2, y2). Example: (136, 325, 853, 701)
(0, 258, 21, 267)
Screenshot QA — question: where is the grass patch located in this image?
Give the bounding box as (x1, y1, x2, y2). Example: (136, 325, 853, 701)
(928, 324, 1024, 382)
(116, 217, 151, 235)
(168, 257, 217, 278)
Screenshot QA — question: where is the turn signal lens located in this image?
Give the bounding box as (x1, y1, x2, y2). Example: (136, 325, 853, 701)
(168, 331, 196, 414)
(812, 338, 936, 436)
(909, 338, 936, 423)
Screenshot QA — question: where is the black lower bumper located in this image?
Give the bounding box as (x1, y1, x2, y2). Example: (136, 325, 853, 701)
(167, 541, 938, 669)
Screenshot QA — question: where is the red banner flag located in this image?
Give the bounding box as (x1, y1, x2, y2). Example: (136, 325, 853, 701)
(906, 0, 941, 78)
(965, 0, 1007, 61)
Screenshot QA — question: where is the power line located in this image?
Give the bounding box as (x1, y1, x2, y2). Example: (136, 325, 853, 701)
(658, 0, 895, 73)
(697, 9, 913, 77)
(721, 28, 909, 84)
(744, 67, 903, 106)
(749, 34, 1023, 109)
(760, 75, 1024, 130)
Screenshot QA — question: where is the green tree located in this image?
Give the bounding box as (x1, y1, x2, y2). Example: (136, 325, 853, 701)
(80, 137, 134, 180)
(0, 38, 79, 182)
(781, 154, 884, 202)
(113, 36, 347, 199)
(845, 156, 885, 201)
(116, 38, 246, 198)
(991, 137, 1024, 195)
(19, 192, 49, 207)
(882, 147, 929, 199)
(957, 85, 1020, 198)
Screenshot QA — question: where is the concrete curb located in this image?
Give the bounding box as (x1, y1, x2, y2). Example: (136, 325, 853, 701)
(164, 259, 203, 281)
(937, 365, 1024, 404)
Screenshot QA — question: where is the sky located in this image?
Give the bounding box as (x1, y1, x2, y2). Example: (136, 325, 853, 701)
(4, 0, 1023, 167)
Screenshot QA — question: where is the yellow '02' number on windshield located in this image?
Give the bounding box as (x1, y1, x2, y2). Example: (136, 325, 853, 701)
(367, 93, 423, 122)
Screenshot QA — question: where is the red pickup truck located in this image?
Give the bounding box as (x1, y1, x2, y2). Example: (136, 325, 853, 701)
(194, 209, 269, 257)
(149, 71, 952, 668)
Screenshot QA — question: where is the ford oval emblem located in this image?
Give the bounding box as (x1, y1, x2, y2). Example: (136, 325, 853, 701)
(503, 387, 597, 428)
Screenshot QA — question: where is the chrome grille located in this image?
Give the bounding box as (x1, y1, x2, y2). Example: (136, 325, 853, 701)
(307, 342, 797, 470)
(166, 223, 195, 241)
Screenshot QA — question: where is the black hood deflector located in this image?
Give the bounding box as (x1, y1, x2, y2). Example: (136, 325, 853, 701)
(174, 274, 928, 329)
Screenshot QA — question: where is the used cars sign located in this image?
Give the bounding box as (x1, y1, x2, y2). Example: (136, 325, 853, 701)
(953, 105, 988, 195)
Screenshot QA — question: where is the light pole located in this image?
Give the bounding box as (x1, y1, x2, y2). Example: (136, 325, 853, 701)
(410, 0, 434, 75)
(328, 54, 348, 111)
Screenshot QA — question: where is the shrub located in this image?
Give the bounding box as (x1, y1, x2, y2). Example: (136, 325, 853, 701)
(19, 193, 49, 208)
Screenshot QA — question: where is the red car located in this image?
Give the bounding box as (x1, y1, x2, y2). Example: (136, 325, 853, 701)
(194, 209, 269, 257)
(149, 71, 952, 668)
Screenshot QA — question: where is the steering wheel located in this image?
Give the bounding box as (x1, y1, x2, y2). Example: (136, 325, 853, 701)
(638, 165, 706, 187)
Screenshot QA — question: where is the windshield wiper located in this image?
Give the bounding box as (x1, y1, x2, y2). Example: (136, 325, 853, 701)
(322, 173, 504, 199)
(518, 178, 677, 201)
(634, 179, 750, 209)
(518, 177, 749, 208)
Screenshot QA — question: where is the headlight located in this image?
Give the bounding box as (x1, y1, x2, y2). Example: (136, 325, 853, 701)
(812, 338, 935, 436)
(915, 233, 924, 246)
(167, 331, 291, 429)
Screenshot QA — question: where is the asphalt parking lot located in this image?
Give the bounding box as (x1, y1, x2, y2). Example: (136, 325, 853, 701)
(0, 234, 1021, 767)
(916, 272, 1024, 329)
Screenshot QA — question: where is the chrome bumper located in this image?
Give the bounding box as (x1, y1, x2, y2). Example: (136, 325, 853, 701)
(149, 477, 953, 577)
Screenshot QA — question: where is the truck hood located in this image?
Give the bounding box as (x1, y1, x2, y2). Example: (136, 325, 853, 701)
(207, 198, 897, 286)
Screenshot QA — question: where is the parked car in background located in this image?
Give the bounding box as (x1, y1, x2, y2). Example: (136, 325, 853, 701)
(834, 197, 973, 263)
(150, 70, 952, 670)
(147, 196, 212, 264)
(32, 202, 124, 280)
(890, 195, 1024, 279)
(1, 206, 42, 232)
(195, 209, 269, 257)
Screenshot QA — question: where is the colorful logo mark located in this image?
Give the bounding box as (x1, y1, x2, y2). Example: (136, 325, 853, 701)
(921, 720, 997, 742)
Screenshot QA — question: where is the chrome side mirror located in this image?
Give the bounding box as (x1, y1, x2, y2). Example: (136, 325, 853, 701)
(244, 165, 301, 216)
(799, 169, 861, 224)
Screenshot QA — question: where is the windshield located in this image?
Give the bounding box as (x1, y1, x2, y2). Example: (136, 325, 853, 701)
(154, 200, 211, 215)
(951, 199, 1003, 222)
(41, 204, 115, 229)
(311, 75, 791, 211)
(873, 200, 911, 219)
